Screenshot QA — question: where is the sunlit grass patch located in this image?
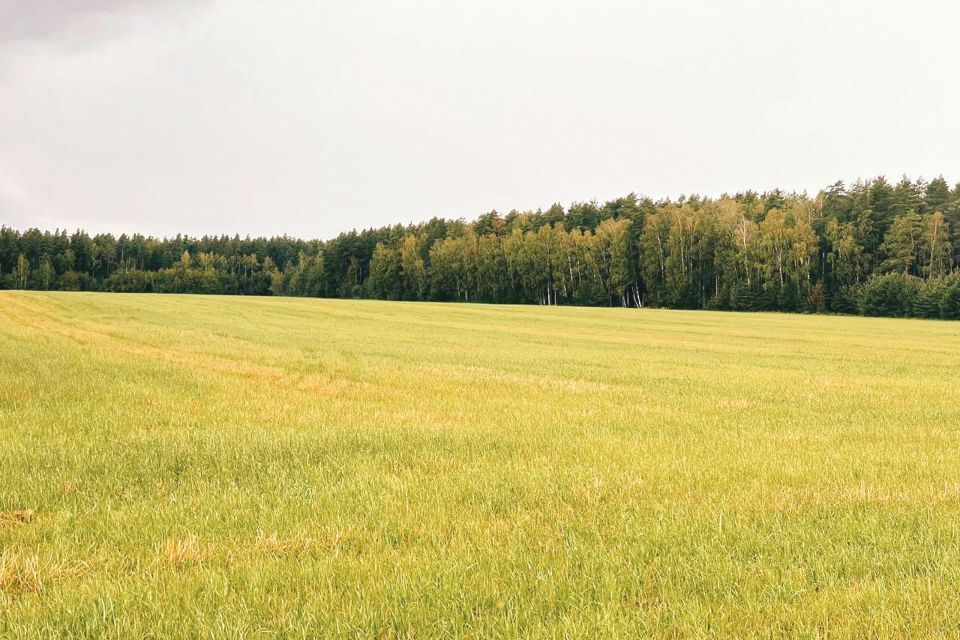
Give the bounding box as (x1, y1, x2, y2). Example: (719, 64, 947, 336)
(0, 547, 89, 599)
(0, 510, 35, 529)
(160, 535, 209, 567)
(0, 548, 42, 597)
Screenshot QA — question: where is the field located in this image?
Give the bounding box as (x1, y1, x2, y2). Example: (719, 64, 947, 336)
(2, 291, 960, 637)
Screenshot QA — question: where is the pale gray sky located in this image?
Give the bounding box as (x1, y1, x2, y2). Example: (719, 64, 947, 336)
(1, 0, 958, 238)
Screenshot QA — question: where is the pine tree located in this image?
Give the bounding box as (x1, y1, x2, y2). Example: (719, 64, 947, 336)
(880, 213, 924, 275)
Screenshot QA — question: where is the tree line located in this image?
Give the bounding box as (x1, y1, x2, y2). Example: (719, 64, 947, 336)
(3, 175, 960, 319)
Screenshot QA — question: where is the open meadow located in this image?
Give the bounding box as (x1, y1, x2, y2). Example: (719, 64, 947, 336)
(3, 291, 960, 637)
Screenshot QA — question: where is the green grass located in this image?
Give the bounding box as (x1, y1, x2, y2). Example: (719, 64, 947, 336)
(3, 291, 960, 638)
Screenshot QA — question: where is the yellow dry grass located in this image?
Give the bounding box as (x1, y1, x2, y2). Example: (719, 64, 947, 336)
(2, 290, 960, 637)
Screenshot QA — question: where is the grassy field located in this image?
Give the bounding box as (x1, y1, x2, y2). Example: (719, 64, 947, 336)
(2, 291, 960, 637)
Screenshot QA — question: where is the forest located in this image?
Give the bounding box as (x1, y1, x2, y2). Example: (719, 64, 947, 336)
(3, 175, 960, 319)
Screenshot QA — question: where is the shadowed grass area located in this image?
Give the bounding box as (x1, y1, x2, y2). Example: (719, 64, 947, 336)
(2, 291, 960, 637)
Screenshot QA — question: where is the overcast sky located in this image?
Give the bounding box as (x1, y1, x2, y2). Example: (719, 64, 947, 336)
(1, 0, 958, 239)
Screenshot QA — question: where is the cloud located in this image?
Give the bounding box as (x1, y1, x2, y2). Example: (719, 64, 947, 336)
(0, 170, 39, 228)
(1, 0, 958, 239)
(0, 0, 208, 48)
